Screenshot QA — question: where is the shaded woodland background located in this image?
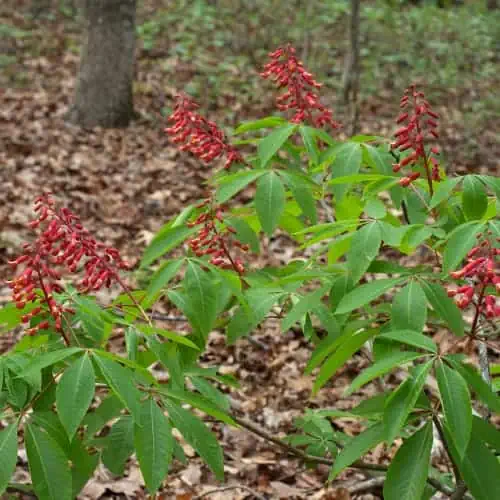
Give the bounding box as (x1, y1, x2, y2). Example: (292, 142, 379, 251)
(0, 1, 499, 499)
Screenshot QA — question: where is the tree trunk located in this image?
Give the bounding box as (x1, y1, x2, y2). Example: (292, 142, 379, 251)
(68, 0, 136, 128)
(342, 0, 361, 136)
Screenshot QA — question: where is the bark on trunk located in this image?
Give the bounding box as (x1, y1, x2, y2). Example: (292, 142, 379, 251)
(342, 0, 361, 136)
(68, 0, 136, 128)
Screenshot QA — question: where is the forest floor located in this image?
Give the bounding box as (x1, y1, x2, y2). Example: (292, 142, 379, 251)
(0, 1, 499, 499)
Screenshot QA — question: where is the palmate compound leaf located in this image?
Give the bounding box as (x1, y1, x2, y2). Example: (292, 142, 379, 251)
(25, 423, 72, 500)
(56, 353, 95, 440)
(384, 421, 433, 500)
(134, 399, 174, 493)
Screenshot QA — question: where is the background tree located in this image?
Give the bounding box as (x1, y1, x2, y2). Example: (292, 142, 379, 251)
(342, 0, 361, 135)
(68, 0, 137, 128)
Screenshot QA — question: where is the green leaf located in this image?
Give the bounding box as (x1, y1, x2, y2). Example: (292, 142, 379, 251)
(283, 175, 318, 223)
(25, 423, 72, 500)
(346, 351, 427, 395)
(18, 348, 83, 379)
(281, 283, 332, 332)
(443, 424, 500, 500)
(346, 222, 382, 283)
(328, 142, 363, 200)
(299, 125, 320, 164)
(134, 325, 199, 349)
(191, 376, 230, 411)
(226, 217, 260, 253)
(328, 173, 392, 185)
(216, 170, 266, 204)
(92, 354, 141, 423)
(101, 416, 135, 475)
(435, 360, 472, 458)
(258, 123, 297, 167)
(384, 422, 433, 500)
(141, 225, 197, 268)
(421, 281, 464, 336)
(56, 353, 95, 440)
(162, 388, 235, 425)
(362, 144, 393, 174)
(164, 401, 224, 480)
(328, 423, 385, 480)
(255, 171, 286, 235)
(81, 394, 124, 438)
(226, 289, 283, 343)
(442, 221, 485, 273)
(0, 423, 18, 495)
(234, 116, 286, 134)
(69, 438, 98, 496)
(384, 360, 433, 444)
(379, 330, 437, 354)
(145, 259, 184, 302)
(184, 261, 219, 338)
(447, 358, 500, 414)
(392, 281, 427, 333)
(429, 177, 461, 209)
(313, 329, 379, 394)
(463, 176, 488, 220)
(364, 198, 387, 219)
(472, 416, 500, 451)
(135, 399, 174, 493)
(335, 278, 405, 315)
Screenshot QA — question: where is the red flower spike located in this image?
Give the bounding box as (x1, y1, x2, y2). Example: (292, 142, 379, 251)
(447, 234, 499, 318)
(8, 194, 130, 338)
(391, 84, 441, 187)
(186, 198, 247, 275)
(165, 95, 243, 170)
(260, 44, 340, 129)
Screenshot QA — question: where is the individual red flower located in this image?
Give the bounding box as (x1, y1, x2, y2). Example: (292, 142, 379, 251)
(165, 95, 243, 169)
(391, 84, 440, 188)
(260, 45, 340, 129)
(447, 233, 499, 318)
(8, 194, 129, 336)
(187, 199, 247, 275)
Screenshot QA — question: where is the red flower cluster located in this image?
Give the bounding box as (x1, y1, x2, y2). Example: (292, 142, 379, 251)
(165, 95, 243, 169)
(260, 45, 340, 129)
(187, 199, 247, 275)
(447, 234, 500, 318)
(8, 194, 129, 335)
(391, 84, 440, 187)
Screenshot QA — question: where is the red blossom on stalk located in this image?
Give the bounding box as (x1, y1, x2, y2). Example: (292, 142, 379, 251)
(447, 233, 500, 318)
(187, 199, 247, 275)
(7, 194, 129, 336)
(391, 84, 440, 188)
(260, 45, 340, 129)
(165, 95, 243, 169)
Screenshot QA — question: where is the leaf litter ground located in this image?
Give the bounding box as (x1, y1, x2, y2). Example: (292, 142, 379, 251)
(0, 3, 498, 499)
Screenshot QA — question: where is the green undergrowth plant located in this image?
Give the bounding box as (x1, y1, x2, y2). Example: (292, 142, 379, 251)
(1, 44, 499, 500)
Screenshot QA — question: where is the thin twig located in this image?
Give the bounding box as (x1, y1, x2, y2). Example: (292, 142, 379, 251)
(450, 482, 468, 500)
(347, 476, 385, 494)
(230, 410, 453, 496)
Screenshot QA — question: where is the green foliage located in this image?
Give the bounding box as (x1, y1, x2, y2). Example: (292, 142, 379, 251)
(2, 43, 499, 498)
